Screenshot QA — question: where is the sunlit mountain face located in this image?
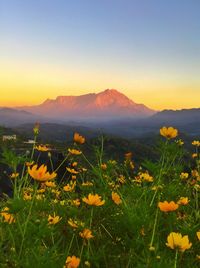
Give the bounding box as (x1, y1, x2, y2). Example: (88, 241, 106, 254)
(17, 89, 155, 120)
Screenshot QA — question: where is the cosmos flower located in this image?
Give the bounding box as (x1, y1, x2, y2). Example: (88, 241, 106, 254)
(68, 148, 82, 155)
(0, 207, 15, 224)
(166, 232, 192, 252)
(82, 194, 105, 206)
(64, 256, 80, 268)
(35, 145, 51, 152)
(177, 197, 189, 206)
(28, 164, 57, 182)
(79, 228, 94, 240)
(160, 127, 178, 139)
(73, 132, 85, 144)
(111, 192, 122, 205)
(158, 201, 179, 212)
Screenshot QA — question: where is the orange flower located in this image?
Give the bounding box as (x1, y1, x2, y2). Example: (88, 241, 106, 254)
(68, 148, 82, 155)
(101, 163, 107, 170)
(197, 231, 200, 241)
(63, 182, 76, 192)
(158, 201, 179, 212)
(111, 192, 122, 205)
(192, 140, 200, 147)
(28, 164, 57, 182)
(82, 193, 105, 206)
(0, 207, 15, 224)
(71, 199, 81, 207)
(73, 132, 85, 144)
(124, 152, 132, 159)
(68, 218, 78, 229)
(79, 228, 94, 240)
(66, 168, 79, 174)
(160, 127, 178, 139)
(64, 256, 80, 268)
(48, 213, 62, 225)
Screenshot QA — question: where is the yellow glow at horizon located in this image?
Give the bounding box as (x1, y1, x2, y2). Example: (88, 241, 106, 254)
(1, 61, 199, 110)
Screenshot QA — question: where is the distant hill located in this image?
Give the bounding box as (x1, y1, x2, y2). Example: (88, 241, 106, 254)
(0, 108, 46, 127)
(18, 89, 155, 120)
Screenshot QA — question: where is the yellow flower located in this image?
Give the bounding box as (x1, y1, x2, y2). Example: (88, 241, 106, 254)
(82, 181, 93, 187)
(180, 172, 189, 180)
(197, 231, 200, 241)
(66, 168, 79, 174)
(139, 172, 153, 182)
(72, 162, 78, 167)
(28, 164, 57, 182)
(68, 218, 78, 229)
(64, 255, 80, 268)
(23, 191, 32, 200)
(82, 193, 105, 206)
(10, 172, 19, 179)
(0, 207, 15, 224)
(158, 201, 179, 212)
(45, 181, 56, 188)
(25, 161, 34, 167)
(166, 232, 192, 252)
(160, 126, 178, 139)
(63, 182, 76, 192)
(192, 153, 198, 158)
(101, 163, 107, 170)
(73, 132, 85, 144)
(68, 148, 82, 155)
(71, 199, 81, 207)
(35, 145, 51, 152)
(33, 122, 40, 135)
(118, 175, 126, 184)
(192, 140, 200, 147)
(48, 213, 62, 225)
(177, 197, 189, 206)
(176, 139, 184, 146)
(79, 228, 94, 240)
(111, 192, 122, 205)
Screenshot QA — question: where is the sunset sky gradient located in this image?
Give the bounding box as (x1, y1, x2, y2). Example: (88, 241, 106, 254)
(0, 0, 200, 110)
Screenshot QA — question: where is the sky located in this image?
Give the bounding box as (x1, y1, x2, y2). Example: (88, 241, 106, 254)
(0, 0, 200, 110)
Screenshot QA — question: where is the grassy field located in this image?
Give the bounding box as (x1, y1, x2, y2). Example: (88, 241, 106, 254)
(0, 125, 199, 268)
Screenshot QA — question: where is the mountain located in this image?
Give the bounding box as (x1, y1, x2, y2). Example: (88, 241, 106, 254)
(0, 107, 46, 127)
(18, 89, 155, 120)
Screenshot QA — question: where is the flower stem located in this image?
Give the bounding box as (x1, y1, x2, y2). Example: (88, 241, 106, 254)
(174, 250, 178, 268)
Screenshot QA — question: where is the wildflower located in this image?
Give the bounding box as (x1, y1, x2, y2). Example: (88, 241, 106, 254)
(101, 163, 107, 170)
(35, 145, 51, 152)
(166, 232, 192, 252)
(68, 218, 78, 229)
(0, 207, 15, 224)
(111, 192, 122, 205)
(33, 122, 40, 135)
(45, 181, 56, 188)
(197, 231, 200, 241)
(192, 140, 200, 147)
(64, 255, 80, 268)
(51, 189, 61, 197)
(124, 152, 132, 159)
(82, 193, 105, 206)
(139, 172, 153, 182)
(72, 162, 78, 167)
(73, 132, 85, 144)
(82, 181, 93, 187)
(66, 168, 79, 174)
(10, 172, 19, 179)
(118, 175, 126, 184)
(158, 201, 179, 212)
(25, 161, 34, 167)
(63, 182, 76, 192)
(180, 172, 189, 180)
(71, 175, 77, 180)
(37, 188, 45, 194)
(177, 197, 189, 206)
(23, 191, 32, 201)
(68, 148, 82, 155)
(176, 139, 184, 146)
(79, 228, 94, 240)
(71, 199, 81, 207)
(160, 126, 178, 139)
(48, 213, 62, 225)
(28, 164, 57, 182)
(192, 153, 198, 158)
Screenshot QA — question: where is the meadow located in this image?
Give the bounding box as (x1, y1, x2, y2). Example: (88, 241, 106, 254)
(0, 124, 199, 268)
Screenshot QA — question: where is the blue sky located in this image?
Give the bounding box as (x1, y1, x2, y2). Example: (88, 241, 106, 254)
(0, 0, 200, 109)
